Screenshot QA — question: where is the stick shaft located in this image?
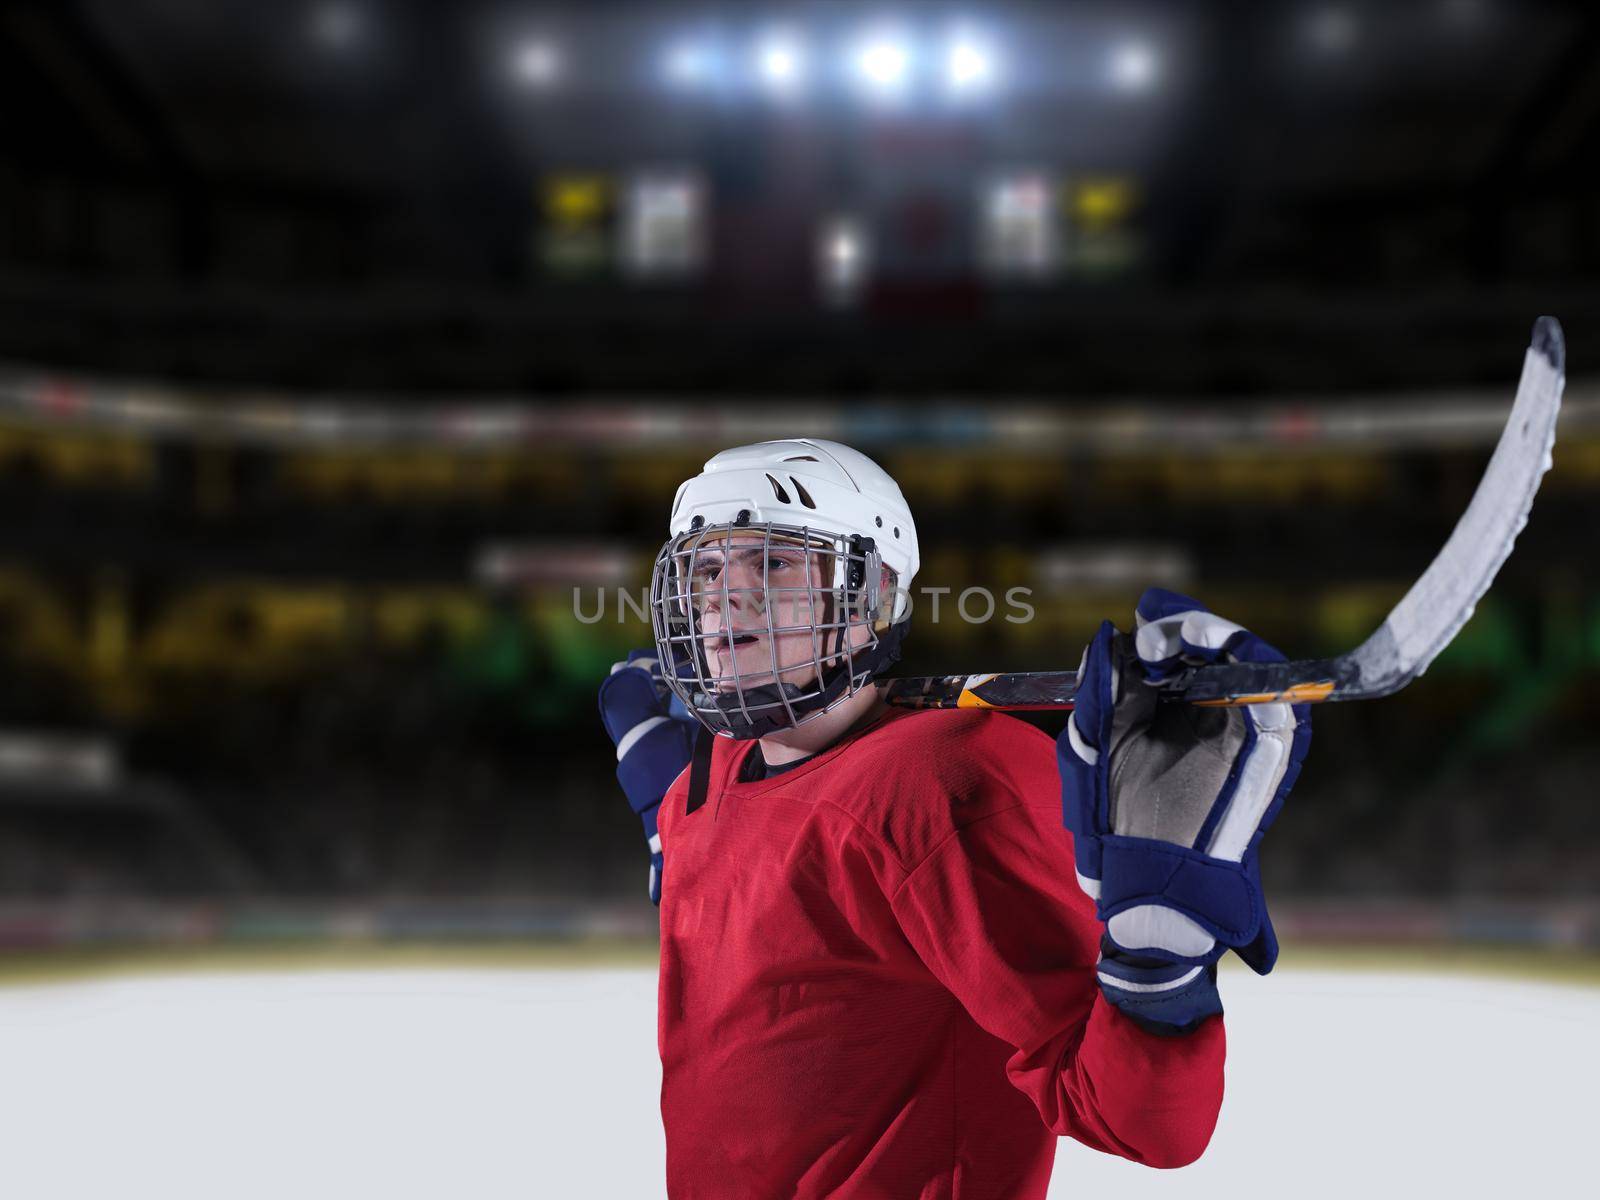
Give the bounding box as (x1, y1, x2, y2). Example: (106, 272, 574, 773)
(881, 662, 1342, 712)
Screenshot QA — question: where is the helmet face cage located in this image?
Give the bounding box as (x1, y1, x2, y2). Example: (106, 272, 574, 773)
(650, 520, 893, 738)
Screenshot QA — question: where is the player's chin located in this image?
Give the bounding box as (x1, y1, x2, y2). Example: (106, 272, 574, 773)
(705, 646, 771, 683)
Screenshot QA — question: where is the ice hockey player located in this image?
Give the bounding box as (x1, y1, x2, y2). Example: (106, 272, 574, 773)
(598, 438, 1312, 1198)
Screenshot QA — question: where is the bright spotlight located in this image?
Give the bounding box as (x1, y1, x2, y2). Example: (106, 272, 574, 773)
(512, 39, 562, 88)
(946, 39, 995, 92)
(818, 216, 869, 305)
(1109, 41, 1158, 92)
(756, 33, 806, 94)
(853, 36, 911, 94)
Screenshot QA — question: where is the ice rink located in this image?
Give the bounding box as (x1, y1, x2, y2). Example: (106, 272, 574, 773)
(2, 960, 1595, 1199)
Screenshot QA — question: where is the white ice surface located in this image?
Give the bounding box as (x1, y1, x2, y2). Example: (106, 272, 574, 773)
(0, 965, 1595, 1199)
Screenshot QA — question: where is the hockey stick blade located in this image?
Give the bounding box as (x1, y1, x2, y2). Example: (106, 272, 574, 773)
(884, 316, 1566, 711)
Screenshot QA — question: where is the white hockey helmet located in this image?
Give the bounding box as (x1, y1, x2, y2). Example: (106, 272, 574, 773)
(651, 438, 919, 738)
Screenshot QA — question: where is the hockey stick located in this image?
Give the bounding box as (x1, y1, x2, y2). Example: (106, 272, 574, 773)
(884, 316, 1566, 711)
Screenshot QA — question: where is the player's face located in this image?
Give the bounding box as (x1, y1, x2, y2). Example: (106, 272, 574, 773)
(682, 531, 860, 692)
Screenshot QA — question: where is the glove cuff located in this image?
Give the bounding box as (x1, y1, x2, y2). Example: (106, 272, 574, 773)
(1097, 939, 1223, 1035)
(1096, 836, 1280, 974)
(1099, 836, 1261, 943)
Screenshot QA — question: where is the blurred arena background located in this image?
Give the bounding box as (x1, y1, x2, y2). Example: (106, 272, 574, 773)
(0, 2, 1598, 1195)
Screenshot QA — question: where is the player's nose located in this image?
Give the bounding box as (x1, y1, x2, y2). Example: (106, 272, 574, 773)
(719, 560, 767, 603)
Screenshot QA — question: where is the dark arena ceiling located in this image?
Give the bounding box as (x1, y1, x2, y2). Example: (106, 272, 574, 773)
(2, 0, 1598, 394)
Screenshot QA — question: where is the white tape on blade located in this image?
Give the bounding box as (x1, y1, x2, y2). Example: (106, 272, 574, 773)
(1379, 347, 1562, 677)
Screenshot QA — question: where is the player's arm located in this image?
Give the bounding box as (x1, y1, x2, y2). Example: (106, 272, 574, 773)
(889, 799, 1227, 1169)
(891, 588, 1312, 1168)
(598, 650, 699, 905)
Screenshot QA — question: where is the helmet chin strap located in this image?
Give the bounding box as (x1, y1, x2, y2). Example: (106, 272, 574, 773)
(688, 617, 909, 740)
(692, 680, 809, 739)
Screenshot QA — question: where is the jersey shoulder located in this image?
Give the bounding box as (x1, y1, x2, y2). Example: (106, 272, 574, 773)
(820, 707, 1060, 871)
(854, 705, 1054, 774)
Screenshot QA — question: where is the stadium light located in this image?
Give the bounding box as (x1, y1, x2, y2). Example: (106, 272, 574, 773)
(819, 215, 869, 305)
(851, 33, 912, 97)
(664, 41, 714, 86)
(756, 32, 807, 95)
(512, 38, 562, 88)
(1108, 41, 1158, 92)
(665, 42, 704, 85)
(946, 37, 996, 93)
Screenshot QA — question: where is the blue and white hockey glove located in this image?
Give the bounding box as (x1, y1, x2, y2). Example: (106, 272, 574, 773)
(598, 650, 698, 906)
(1060, 589, 1312, 1025)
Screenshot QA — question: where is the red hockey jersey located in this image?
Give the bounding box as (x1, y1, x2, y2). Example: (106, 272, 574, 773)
(656, 705, 1225, 1199)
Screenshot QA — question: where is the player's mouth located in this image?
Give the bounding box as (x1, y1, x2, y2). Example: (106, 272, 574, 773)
(706, 631, 762, 647)
(708, 632, 766, 665)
